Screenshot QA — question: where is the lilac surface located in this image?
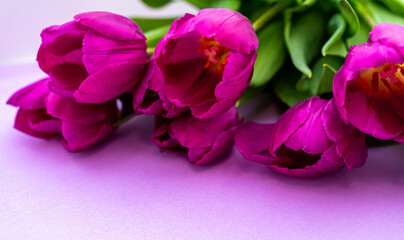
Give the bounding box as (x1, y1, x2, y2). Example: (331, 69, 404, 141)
(1, 63, 404, 239)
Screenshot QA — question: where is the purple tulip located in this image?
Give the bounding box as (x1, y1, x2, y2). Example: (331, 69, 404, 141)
(235, 97, 368, 178)
(37, 11, 149, 104)
(152, 106, 242, 165)
(153, 9, 258, 119)
(333, 23, 404, 142)
(7, 79, 118, 152)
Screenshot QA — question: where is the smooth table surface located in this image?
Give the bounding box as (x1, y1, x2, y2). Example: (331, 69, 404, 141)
(1, 63, 404, 240)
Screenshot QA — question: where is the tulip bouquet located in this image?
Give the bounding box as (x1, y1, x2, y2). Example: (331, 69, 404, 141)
(7, 0, 404, 178)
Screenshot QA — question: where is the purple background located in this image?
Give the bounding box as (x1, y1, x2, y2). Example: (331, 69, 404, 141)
(1, 1, 404, 239)
(1, 63, 404, 240)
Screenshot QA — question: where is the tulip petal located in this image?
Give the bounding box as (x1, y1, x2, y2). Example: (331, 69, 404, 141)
(47, 93, 117, 124)
(74, 11, 145, 41)
(268, 98, 312, 154)
(7, 78, 50, 109)
(189, 125, 237, 165)
(284, 97, 332, 154)
(82, 29, 148, 74)
(170, 107, 238, 148)
(322, 100, 367, 169)
(345, 91, 404, 139)
(74, 61, 147, 104)
(14, 109, 61, 140)
(369, 23, 404, 57)
(195, 9, 258, 54)
(61, 118, 115, 152)
(48, 63, 88, 97)
(37, 46, 83, 74)
(40, 20, 87, 56)
(235, 121, 276, 164)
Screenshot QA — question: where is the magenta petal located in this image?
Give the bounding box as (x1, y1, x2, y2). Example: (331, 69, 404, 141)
(40, 20, 87, 56)
(344, 43, 403, 72)
(14, 109, 61, 140)
(322, 100, 367, 169)
(189, 125, 237, 165)
(61, 118, 115, 152)
(47, 93, 117, 124)
(369, 23, 404, 56)
(268, 98, 312, 153)
(7, 78, 50, 109)
(284, 98, 332, 154)
(269, 146, 343, 178)
(152, 115, 184, 152)
(37, 46, 83, 74)
(394, 133, 404, 143)
(235, 121, 275, 164)
(82, 29, 148, 74)
(170, 107, 238, 148)
(345, 91, 404, 139)
(195, 9, 258, 54)
(74, 11, 145, 41)
(133, 61, 164, 115)
(74, 61, 147, 104)
(48, 63, 88, 97)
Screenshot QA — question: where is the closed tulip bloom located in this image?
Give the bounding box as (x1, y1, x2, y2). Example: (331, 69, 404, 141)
(235, 97, 368, 178)
(37, 11, 148, 104)
(333, 23, 404, 142)
(154, 8, 258, 119)
(153, 107, 242, 165)
(7, 79, 118, 152)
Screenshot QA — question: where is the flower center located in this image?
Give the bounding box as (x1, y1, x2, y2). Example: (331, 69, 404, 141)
(198, 36, 230, 74)
(353, 64, 404, 97)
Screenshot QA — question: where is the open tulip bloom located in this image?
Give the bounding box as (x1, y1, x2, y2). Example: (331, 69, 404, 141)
(333, 23, 404, 142)
(37, 11, 149, 104)
(235, 97, 368, 178)
(153, 8, 258, 119)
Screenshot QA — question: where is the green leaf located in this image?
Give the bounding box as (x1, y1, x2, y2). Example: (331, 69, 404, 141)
(296, 0, 317, 7)
(144, 25, 171, 48)
(184, 0, 215, 8)
(339, 0, 359, 37)
(346, 19, 371, 46)
(317, 63, 338, 95)
(273, 70, 312, 107)
(376, 0, 404, 16)
(130, 17, 177, 32)
(296, 56, 344, 95)
(367, 1, 404, 25)
(141, 0, 171, 8)
(236, 86, 264, 106)
(211, 0, 241, 10)
(251, 21, 285, 87)
(322, 14, 348, 57)
(284, 10, 325, 78)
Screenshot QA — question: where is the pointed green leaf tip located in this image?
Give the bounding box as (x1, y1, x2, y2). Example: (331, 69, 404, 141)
(284, 10, 325, 78)
(322, 14, 348, 57)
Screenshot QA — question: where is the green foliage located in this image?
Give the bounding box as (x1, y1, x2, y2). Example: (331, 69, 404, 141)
(211, 0, 241, 10)
(141, 0, 171, 8)
(284, 10, 325, 78)
(251, 21, 285, 87)
(322, 14, 348, 57)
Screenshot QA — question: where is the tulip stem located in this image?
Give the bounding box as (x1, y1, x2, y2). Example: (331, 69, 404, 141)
(252, 1, 289, 31)
(147, 47, 155, 55)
